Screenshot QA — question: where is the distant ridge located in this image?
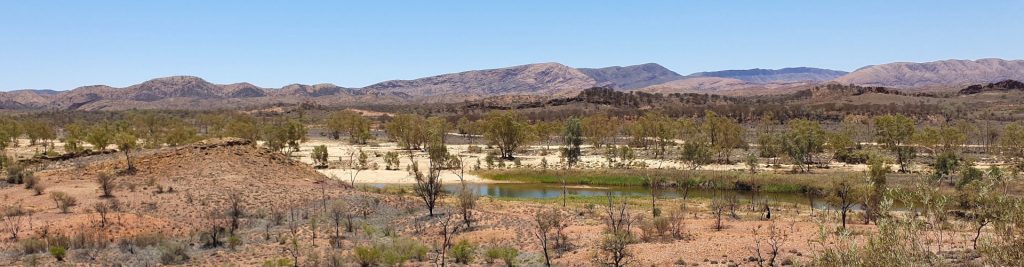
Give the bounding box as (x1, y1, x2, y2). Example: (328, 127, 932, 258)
(577, 63, 684, 90)
(4, 58, 1024, 110)
(834, 58, 1024, 89)
(689, 67, 848, 83)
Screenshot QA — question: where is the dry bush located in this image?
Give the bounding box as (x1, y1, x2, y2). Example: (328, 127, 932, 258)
(19, 238, 46, 254)
(709, 195, 729, 231)
(484, 245, 518, 266)
(31, 182, 45, 196)
(5, 163, 28, 184)
(118, 232, 167, 254)
(50, 191, 77, 213)
(22, 172, 37, 190)
(811, 196, 938, 266)
(2, 205, 28, 240)
(458, 189, 477, 229)
(96, 172, 115, 198)
(534, 208, 559, 266)
(160, 242, 190, 265)
(94, 201, 111, 228)
(599, 194, 635, 267)
(750, 220, 794, 267)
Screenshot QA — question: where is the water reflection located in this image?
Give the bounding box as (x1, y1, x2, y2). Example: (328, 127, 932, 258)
(366, 182, 856, 209)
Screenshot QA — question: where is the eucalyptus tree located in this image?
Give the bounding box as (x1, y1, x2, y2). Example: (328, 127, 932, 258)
(560, 117, 583, 206)
(874, 114, 916, 173)
(781, 119, 826, 173)
(482, 110, 531, 159)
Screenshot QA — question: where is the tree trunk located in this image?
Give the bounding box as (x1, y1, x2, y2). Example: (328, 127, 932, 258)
(841, 207, 848, 229)
(561, 179, 567, 207)
(124, 149, 134, 172)
(974, 221, 987, 250)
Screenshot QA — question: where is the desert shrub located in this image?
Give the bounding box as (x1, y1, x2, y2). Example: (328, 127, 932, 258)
(159, 242, 190, 265)
(384, 151, 400, 170)
(598, 196, 635, 266)
(45, 232, 71, 251)
(262, 258, 294, 267)
(709, 196, 729, 231)
(119, 232, 167, 253)
(19, 238, 46, 254)
(598, 230, 635, 267)
(450, 239, 476, 264)
(484, 246, 519, 267)
(31, 183, 45, 195)
(467, 145, 483, 153)
(22, 172, 37, 189)
(96, 172, 115, 197)
(834, 149, 870, 164)
(361, 223, 378, 238)
(353, 237, 429, 266)
(484, 153, 495, 169)
(69, 230, 108, 249)
(353, 245, 381, 267)
(812, 200, 937, 266)
(134, 232, 166, 247)
(48, 246, 66, 261)
(311, 145, 329, 168)
(228, 235, 242, 250)
(2, 205, 29, 240)
(6, 163, 27, 184)
(639, 215, 674, 242)
(391, 237, 429, 261)
(325, 253, 345, 267)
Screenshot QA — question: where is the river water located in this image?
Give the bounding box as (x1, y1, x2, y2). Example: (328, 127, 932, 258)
(367, 182, 853, 209)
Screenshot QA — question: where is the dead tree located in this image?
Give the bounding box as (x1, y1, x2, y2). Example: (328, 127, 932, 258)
(751, 220, 794, 267)
(201, 208, 228, 248)
(329, 202, 346, 248)
(534, 209, 559, 267)
(435, 207, 461, 267)
(601, 193, 635, 267)
(2, 205, 27, 240)
(709, 191, 729, 231)
(227, 192, 244, 235)
(412, 160, 443, 217)
(457, 188, 477, 229)
(94, 202, 111, 228)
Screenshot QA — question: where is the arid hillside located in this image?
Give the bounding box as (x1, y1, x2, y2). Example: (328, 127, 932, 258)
(0, 138, 360, 265)
(834, 58, 1024, 90)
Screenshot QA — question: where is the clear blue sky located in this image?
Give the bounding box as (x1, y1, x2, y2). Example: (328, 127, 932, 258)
(2, 1, 1023, 91)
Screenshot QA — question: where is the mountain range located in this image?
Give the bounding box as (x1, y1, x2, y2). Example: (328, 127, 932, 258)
(833, 59, 1024, 90)
(4, 58, 1024, 110)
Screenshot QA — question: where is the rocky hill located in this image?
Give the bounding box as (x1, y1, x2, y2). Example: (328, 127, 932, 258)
(20, 76, 412, 110)
(364, 62, 596, 97)
(577, 63, 684, 90)
(0, 89, 59, 109)
(689, 67, 848, 83)
(834, 58, 1024, 89)
(958, 79, 1024, 95)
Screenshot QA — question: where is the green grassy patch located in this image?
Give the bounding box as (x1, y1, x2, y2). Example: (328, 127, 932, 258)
(492, 194, 652, 206)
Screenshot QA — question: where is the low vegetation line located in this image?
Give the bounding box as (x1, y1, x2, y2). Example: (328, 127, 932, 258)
(474, 169, 834, 194)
